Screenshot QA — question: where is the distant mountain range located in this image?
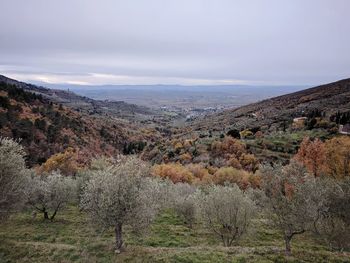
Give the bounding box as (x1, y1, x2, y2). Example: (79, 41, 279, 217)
(45, 83, 308, 110)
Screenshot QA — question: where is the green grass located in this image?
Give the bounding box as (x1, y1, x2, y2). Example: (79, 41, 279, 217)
(0, 206, 349, 262)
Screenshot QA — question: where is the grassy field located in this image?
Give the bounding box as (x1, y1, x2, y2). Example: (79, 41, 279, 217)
(0, 206, 349, 263)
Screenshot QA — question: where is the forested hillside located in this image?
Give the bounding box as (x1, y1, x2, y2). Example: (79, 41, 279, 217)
(0, 80, 161, 166)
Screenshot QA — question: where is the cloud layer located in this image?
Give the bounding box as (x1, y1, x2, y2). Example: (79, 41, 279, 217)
(1, 0, 349, 85)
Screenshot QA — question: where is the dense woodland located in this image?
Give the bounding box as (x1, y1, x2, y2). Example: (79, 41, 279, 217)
(0, 77, 350, 262)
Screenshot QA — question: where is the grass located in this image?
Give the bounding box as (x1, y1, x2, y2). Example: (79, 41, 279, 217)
(0, 206, 349, 262)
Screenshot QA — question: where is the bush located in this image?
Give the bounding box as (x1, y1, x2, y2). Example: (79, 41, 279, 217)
(195, 184, 256, 246)
(213, 167, 252, 190)
(261, 162, 325, 255)
(80, 156, 163, 252)
(25, 171, 77, 221)
(152, 163, 194, 183)
(172, 183, 196, 228)
(0, 137, 27, 220)
(314, 178, 350, 251)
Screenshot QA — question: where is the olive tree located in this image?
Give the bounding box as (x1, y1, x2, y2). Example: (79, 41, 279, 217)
(313, 177, 350, 251)
(195, 184, 256, 246)
(172, 183, 196, 228)
(261, 162, 324, 255)
(0, 137, 27, 220)
(80, 156, 163, 253)
(25, 171, 77, 221)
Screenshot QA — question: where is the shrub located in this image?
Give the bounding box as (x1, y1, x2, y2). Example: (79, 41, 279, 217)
(172, 183, 196, 228)
(313, 177, 350, 251)
(260, 162, 325, 255)
(0, 137, 27, 220)
(195, 184, 256, 246)
(213, 167, 252, 190)
(80, 156, 163, 253)
(152, 163, 194, 183)
(25, 171, 77, 221)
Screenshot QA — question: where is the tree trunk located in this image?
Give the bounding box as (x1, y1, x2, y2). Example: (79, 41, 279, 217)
(115, 223, 123, 252)
(50, 204, 61, 221)
(50, 210, 57, 221)
(44, 211, 49, 220)
(284, 235, 292, 255)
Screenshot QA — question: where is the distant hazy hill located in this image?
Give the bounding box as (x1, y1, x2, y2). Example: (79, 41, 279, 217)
(48, 83, 306, 110)
(190, 78, 350, 132)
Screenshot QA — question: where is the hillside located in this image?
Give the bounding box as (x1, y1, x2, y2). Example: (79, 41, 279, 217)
(0, 77, 161, 166)
(190, 78, 350, 133)
(0, 75, 157, 121)
(141, 78, 350, 165)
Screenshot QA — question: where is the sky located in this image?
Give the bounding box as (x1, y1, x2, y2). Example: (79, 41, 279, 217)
(0, 0, 349, 86)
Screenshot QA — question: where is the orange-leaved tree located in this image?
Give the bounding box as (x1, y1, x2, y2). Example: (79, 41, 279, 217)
(294, 137, 326, 177)
(39, 147, 79, 176)
(151, 163, 194, 183)
(324, 136, 350, 179)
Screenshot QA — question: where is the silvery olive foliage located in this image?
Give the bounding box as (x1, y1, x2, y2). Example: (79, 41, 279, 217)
(25, 171, 77, 221)
(260, 161, 326, 254)
(0, 137, 27, 220)
(313, 177, 350, 251)
(195, 184, 256, 247)
(80, 155, 164, 252)
(171, 183, 197, 228)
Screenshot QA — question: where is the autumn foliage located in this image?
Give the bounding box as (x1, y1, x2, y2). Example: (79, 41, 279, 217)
(39, 147, 80, 176)
(294, 137, 326, 177)
(211, 137, 259, 172)
(213, 167, 261, 189)
(294, 136, 350, 179)
(324, 136, 350, 179)
(152, 163, 195, 184)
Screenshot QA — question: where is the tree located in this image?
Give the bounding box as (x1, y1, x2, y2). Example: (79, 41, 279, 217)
(261, 162, 323, 255)
(227, 129, 240, 139)
(25, 171, 77, 221)
(172, 183, 196, 228)
(195, 184, 256, 246)
(0, 137, 27, 220)
(313, 177, 350, 251)
(324, 136, 350, 179)
(213, 167, 253, 190)
(294, 137, 326, 177)
(39, 147, 79, 176)
(80, 156, 163, 253)
(152, 163, 194, 183)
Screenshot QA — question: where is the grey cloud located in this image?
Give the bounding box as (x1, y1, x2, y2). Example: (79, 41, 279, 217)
(0, 0, 349, 85)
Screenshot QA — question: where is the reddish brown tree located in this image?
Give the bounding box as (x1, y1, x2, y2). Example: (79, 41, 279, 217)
(294, 137, 326, 177)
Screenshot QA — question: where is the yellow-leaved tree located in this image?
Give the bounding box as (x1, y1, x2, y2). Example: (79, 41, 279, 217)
(39, 147, 79, 176)
(324, 136, 350, 179)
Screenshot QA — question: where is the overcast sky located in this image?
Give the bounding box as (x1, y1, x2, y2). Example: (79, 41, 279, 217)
(0, 0, 349, 86)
